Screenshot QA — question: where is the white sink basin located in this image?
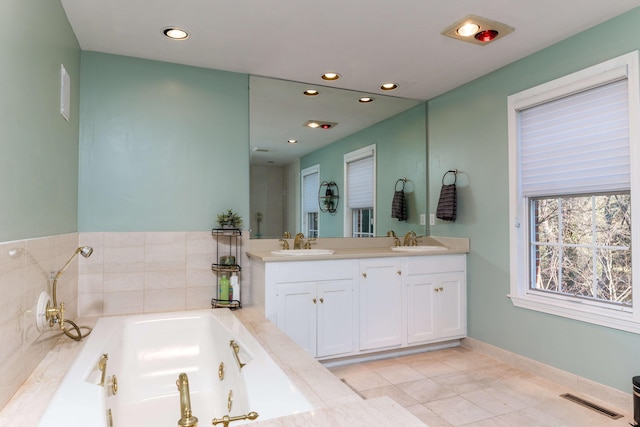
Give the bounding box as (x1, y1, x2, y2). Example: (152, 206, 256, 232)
(390, 245, 446, 252)
(271, 249, 336, 256)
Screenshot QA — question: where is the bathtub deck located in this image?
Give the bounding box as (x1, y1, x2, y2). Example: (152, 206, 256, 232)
(0, 307, 426, 427)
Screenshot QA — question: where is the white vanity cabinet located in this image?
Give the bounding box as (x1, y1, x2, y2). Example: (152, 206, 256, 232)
(358, 258, 403, 350)
(253, 250, 467, 361)
(276, 280, 353, 357)
(266, 260, 356, 358)
(404, 255, 466, 344)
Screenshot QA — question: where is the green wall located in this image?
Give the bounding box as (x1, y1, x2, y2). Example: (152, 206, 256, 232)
(301, 103, 427, 237)
(78, 52, 250, 231)
(0, 0, 80, 242)
(428, 8, 640, 392)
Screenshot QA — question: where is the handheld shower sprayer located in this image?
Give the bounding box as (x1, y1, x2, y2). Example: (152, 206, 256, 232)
(43, 246, 94, 341)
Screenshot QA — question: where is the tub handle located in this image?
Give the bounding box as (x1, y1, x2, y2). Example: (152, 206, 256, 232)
(212, 411, 259, 427)
(229, 340, 246, 371)
(97, 353, 108, 386)
(110, 374, 118, 396)
(218, 362, 225, 381)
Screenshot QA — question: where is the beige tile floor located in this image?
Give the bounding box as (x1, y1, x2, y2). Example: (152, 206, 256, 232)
(328, 347, 633, 427)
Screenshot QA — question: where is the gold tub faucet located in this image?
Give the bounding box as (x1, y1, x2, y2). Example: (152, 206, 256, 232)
(177, 373, 198, 427)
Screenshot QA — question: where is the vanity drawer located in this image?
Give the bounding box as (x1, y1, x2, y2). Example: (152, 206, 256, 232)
(404, 254, 465, 275)
(270, 259, 355, 283)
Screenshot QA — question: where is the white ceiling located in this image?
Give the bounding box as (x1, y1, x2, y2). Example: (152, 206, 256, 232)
(60, 0, 640, 164)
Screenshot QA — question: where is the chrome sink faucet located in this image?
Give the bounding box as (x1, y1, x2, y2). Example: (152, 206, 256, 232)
(294, 233, 304, 249)
(403, 231, 418, 246)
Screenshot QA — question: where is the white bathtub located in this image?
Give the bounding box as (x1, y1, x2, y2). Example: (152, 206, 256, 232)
(38, 309, 313, 426)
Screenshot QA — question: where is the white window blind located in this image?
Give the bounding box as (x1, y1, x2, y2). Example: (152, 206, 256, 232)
(518, 78, 630, 197)
(302, 171, 319, 214)
(347, 155, 374, 208)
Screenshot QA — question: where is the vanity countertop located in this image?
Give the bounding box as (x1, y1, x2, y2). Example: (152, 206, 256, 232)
(246, 236, 469, 262)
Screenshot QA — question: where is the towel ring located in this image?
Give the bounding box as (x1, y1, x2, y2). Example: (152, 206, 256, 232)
(395, 178, 407, 191)
(442, 169, 458, 186)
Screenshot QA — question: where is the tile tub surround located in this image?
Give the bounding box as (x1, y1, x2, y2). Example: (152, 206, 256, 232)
(0, 233, 80, 411)
(0, 307, 426, 427)
(77, 231, 251, 316)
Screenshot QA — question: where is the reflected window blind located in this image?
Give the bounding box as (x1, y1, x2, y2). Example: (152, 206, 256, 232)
(302, 171, 319, 214)
(519, 78, 630, 197)
(347, 155, 374, 208)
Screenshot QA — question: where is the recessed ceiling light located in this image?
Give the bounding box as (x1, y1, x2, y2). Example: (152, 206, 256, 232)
(441, 15, 514, 46)
(380, 83, 398, 91)
(288, 139, 298, 144)
(359, 97, 375, 103)
(475, 30, 499, 43)
(163, 27, 189, 40)
(457, 23, 480, 37)
(304, 89, 319, 96)
(321, 72, 340, 81)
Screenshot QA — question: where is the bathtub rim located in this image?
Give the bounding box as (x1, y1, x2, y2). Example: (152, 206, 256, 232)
(36, 308, 313, 427)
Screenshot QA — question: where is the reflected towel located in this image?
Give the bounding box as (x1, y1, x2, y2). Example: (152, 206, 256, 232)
(391, 190, 408, 221)
(436, 184, 457, 222)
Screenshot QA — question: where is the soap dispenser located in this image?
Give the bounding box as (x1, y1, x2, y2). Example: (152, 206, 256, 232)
(218, 273, 230, 301)
(230, 272, 239, 302)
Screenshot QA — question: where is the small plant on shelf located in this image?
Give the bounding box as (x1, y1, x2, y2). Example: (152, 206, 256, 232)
(216, 209, 243, 229)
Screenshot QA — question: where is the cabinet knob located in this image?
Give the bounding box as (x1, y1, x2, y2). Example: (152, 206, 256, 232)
(319, 298, 324, 304)
(434, 287, 444, 292)
(313, 298, 317, 304)
(397, 271, 402, 275)
(362, 272, 367, 278)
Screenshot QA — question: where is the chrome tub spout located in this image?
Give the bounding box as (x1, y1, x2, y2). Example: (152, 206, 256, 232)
(177, 373, 198, 427)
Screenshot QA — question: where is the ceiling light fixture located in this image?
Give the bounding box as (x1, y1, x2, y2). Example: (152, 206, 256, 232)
(358, 97, 375, 103)
(321, 72, 340, 81)
(303, 89, 319, 96)
(380, 83, 398, 91)
(442, 15, 514, 45)
(305, 120, 337, 129)
(163, 27, 190, 40)
(288, 139, 298, 144)
(457, 23, 480, 37)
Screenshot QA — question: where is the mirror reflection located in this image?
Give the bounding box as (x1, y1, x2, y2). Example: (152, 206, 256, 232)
(249, 76, 427, 239)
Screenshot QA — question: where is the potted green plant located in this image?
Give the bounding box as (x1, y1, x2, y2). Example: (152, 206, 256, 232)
(216, 209, 243, 229)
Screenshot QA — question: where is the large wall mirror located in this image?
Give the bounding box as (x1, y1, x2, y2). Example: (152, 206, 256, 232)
(249, 76, 427, 239)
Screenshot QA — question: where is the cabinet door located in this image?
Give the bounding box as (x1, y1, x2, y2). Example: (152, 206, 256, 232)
(317, 280, 354, 357)
(359, 259, 403, 350)
(435, 272, 466, 340)
(276, 283, 317, 355)
(406, 275, 436, 344)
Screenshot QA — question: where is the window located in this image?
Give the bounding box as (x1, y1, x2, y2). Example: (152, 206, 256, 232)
(301, 165, 319, 238)
(508, 51, 640, 333)
(344, 145, 375, 237)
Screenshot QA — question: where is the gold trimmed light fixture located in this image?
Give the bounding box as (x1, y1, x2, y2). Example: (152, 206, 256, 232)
(303, 89, 319, 96)
(287, 139, 298, 144)
(163, 27, 190, 40)
(442, 15, 514, 45)
(380, 82, 398, 91)
(358, 97, 375, 103)
(321, 72, 340, 81)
